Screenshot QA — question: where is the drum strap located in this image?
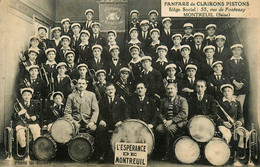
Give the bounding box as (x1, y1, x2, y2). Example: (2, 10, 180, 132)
(52, 108, 60, 118)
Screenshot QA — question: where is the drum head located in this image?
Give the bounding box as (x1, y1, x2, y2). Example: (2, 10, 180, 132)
(32, 136, 57, 160)
(51, 119, 75, 144)
(188, 115, 215, 142)
(68, 134, 93, 162)
(205, 137, 230, 166)
(174, 136, 200, 164)
(110, 119, 154, 156)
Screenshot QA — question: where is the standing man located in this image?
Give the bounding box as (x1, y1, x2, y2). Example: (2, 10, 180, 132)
(64, 78, 99, 133)
(83, 9, 94, 33)
(129, 9, 141, 30)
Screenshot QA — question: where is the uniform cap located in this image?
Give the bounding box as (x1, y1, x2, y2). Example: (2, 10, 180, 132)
(203, 45, 216, 52)
(185, 64, 197, 71)
(148, 10, 159, 16)
(183, 23, 193, 28)
(211, 61, 223, 68)
(85, 9, 94, 15)
(156, 45, 168, 53)
(205, 24, 217, 30)
(20, 88, 34, 95)
(61, 18, 70, 24)
(220, 84, 234, 93)
(165, 64, 177, 70)
(56, 62, 67, 69)
(95, 69, 106, 76)
(92, 44, 103, 51)
(194, 32, 205, 39)
(45, 48, 56, 55)
(130, 9, 140, 16)
(230, 44, 243, 50)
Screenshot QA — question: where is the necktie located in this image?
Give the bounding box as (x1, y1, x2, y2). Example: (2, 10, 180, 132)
(217, 75, 221, 80)
(218, 48, 221, 53)
(97, 58, 100, 65)
(81, 45, 85, 50)
(109, 97, 113, 109)
(185, 59, 188, 65)
(191, 78, 194, 85)
(31, 79, 36, 84)
(198, 95, 202, 101)
(25, 102, 29, 107)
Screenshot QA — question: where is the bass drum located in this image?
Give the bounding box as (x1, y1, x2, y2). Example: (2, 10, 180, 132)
(50, 118, 78, 144)
(32, 134, 57, 160)
(188, 115, 215, 142)
(110, 119, 155, 156)
(204, 137, 231, 166)
(174, 136, 200, 164)
(68, 133, 95, 162)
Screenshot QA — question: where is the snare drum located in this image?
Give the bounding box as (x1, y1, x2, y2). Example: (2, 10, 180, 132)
(68, 133, 94, 162)
(110, 119, 155, 156)
(204, 137, 231, 166)
(174, 136, 200, 164)
(188, 115, 215, 142)
(50, 118, 78, 144)
(32, 134, 57, 160)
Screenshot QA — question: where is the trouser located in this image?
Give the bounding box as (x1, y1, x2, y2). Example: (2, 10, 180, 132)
(16, 124, 41, 148)
(95, 125, 113, 158)
(235, 94, 246, 112)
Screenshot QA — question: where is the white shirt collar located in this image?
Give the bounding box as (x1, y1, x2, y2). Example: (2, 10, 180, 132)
(79, 42, 89, 46)
(142, 67, 153, 73)
(214, 72, 222, 76)
(128, 39, 141, 44)
(150, 40, 160, 46)
(230, 56, 243, 60)
(46, 60, 57, 65)
(183, 34, 193, 39)
(171, 45, 181, 51)
(206, 35, 216, 40)
(166, 76, 176, 80)
(197, 93, 204, 99)
(130, 57, 141, 64)
(223, 96, 236, 102)
(156, 58, 168, 63)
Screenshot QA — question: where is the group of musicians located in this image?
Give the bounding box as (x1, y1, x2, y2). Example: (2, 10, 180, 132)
(11, 8, 250, 164)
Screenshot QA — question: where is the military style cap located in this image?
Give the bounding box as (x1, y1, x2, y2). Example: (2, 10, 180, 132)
(215, 35, 226, 41)
(140, 56, 152, 62)
(45, 48, 56, 55)
(156, 45, 168, 53)
(162, 17, 171, 24)
(28, 48, 40, 55)
(129, 27, 138, 34)
(108, 30, 117, 37)
(91, 22, 101, 28)
(150, 28, 160, 35)
(60, 35, 71, 41)
(95, 69, 106, 76)
(203, 45, 216, 52)
(183, 23, 193, 28)
(50, 91, 64, 100)
(220, 84, 234, 93)
(27, 65, 39, 71)
(20, 87, 34, 95)
(129, 44, 140, 52)
(120, 67, 130, 73)
(171, 34, 182, 40)
(148, 10, 159, 16)
(56, 62, 67, 69)
(80, 30, 90, 36)
(180, 45, 191, 51)
(38, 26, 47, 32)
(211, 61, 223, 68)
(65, 51, 75, 58)
(230, 44, 243, 50)
(61, 18, 70, 24)
(92, 44, 103, 51)
(130, 9, 140, 16)
(51, 27, 61, 33)
(194, 32, 205, 39)
(77, 63, 88, 70)
(140, 20, 149, 26)
(71, 23, 81, 28)
(165, 64, 177, 70)
(185, 64, 197, 71)
(109, 45, 120, 52)
(205, 24, 217, 30)
(85, 9, 94, 15)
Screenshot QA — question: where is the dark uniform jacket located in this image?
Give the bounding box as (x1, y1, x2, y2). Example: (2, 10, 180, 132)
(45, 103, 65, 124)
(158, 95, 188, 128)
(168, 47, 182, 62)
(181, 35, 194, 46)
(190, 43, 206, 62)
(89, 33, 106, 47)
(159, 29, 174, 50)
(48, 39, 62, 51)
(214, 46, 232, 62)
(107, 59, 127, 82)
(152, 59, 169, 78)
(54, 75, 72, 99)
(179, 77, 198, 100)
(75, 43, 92, 63)
(188, 94, 218, 120)
(66, 63, 78, 79)
(13, 99, 41, 126)
(200, 58, 219, 80)
(98, 95, 129, 130)
(87, 57, 108, 72)
(128, 95, 158, 127)
(176, 57, 201, 79)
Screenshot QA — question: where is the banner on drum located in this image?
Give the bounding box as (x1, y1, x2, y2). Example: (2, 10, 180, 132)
(114, 142, 147, 166)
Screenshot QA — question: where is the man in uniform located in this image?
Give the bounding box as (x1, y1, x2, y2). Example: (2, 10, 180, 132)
(83, 9, 94, 33)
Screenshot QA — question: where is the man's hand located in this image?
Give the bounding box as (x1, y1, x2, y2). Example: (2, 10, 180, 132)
(99, 120, 107, 127)
(18, 109, 27, 116)
(164, 120, 173, 127)
(223, 121, 232, 129)
(30, 116, 37, 121)
(182, 88, 194, 93)
(148, 124, 153, 129)
(115, 121, 122, 127)
(87, 122, 96, 131)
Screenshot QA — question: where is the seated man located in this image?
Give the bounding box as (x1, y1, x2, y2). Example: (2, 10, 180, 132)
(155, 83, 188, 160)
(128, 82, 158, 129)
(96, 83, 129, 162)
(13, 88, 41, 154)
(64, 78, 99, 133)
(188, 80, 217, 120)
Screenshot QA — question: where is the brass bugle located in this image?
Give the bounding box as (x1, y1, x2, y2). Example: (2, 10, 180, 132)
(248, 123, 258, 166)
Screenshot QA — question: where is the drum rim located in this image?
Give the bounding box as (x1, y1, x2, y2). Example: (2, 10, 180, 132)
(173, 136, 200, 164)
(204, 137, 231, 166)
(110, 119, 155, 155)
(188, 115, 216, 142)
(50, 118, 76, 144)
(32, 135, 57, 160)
(67, 133, 94, 162)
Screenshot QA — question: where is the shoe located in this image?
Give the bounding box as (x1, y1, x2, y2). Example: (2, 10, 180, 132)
(99, 155, 105, 163)
(161, 154, 169, 161)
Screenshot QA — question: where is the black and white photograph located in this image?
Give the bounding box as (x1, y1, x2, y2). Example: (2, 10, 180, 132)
(0, 0, 259, 166)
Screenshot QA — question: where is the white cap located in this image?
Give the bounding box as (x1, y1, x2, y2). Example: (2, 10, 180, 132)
(120, 67, 130, 73)
(141, 56, 152, 62)
(108, 30, 117, 37)
(185, 64, 197, 71)
(80, 30, 90, 36)
(162, 17, 171, 24)
(61, 18, 70, 24)
(171, 34, 182, 40)
(194, 32, 205, 39)
(91, 22, 101, 28)
(50, 91, 64, 101)
(92, 44, 103, 51)
(129, 27, 138, 34)
(28, 48, 40, 55)
(156, 45, 168, 53)
(129, 45, 140, 52)
(205, 24, 217, 30)
(215, 35, 226, 41)
(56, 62, 67, 69)
(77, 63, 88, 70)
(230, 44, 243, 50)
(61, 35, 71, 41)
(38, 26, 47, 32)
(65, 51, 75, 58)
(51, 27, 61, 33)
(130, 9, 140, 16)
(20, 88, 34, 95)
(180, 45, 191, 51)
(220, 84, 234, 93)
(27, 65, 39, 71)
(95, 69, 106, 76)
(148, 10, 159, 16)
(165, 64, 177, 70)
(203, 45, 216, 52)
(150, 28, 160, 35)
(211, 61, 223, 68)
(71, 23, 81, 28)
(45, 48, 56, 55)
(29, 36, 39, 41)
(85, 9, 94, 15)
(140, 20, 149, 26)
(109, 45, 120, 52)
(183, 23, 193, 28)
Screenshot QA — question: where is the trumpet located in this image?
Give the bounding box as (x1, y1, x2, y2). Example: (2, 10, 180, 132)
(40, 63, 49, 86)
(4, 121, 14, 161)
(86, 66, 102, 100)
(248, 123, 258, 166)
(115, 81, 132, 96)
(14, 102, 31, 161)
(127, 62, 136, 81)
(69, 77, 78, 92)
